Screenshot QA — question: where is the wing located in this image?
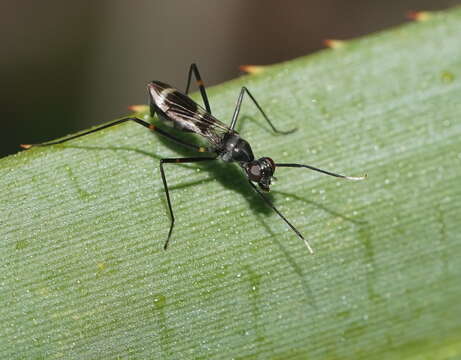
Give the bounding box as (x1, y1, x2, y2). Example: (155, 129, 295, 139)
(149, 81, 232, 147)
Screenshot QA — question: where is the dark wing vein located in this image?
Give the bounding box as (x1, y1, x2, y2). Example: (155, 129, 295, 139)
(164, 91, 233, 147)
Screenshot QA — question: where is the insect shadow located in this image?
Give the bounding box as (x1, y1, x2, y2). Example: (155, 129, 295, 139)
(152, 122, 273, 212)
(65, 136, 271, 212)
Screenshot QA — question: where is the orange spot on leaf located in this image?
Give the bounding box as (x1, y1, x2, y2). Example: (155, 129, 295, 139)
(239, 65, 267, 75)
(323, 39, 345, 49)
(128, 104, 149, 113)
(406, 11, 431, 22)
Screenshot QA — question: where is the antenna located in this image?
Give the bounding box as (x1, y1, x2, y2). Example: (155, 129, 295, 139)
(276, 163, 367, 181)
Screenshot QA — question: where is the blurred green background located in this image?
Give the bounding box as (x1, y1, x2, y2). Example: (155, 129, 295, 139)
(1, 0, 459, 157)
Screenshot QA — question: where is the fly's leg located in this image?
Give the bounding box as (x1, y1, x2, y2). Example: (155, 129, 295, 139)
(229, 87, 296, 134)
(160, 156, 216, 249)
(185, 63, 212, 114)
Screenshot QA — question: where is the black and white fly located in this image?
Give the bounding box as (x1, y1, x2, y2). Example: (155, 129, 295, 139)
(21, 64, 366, 253)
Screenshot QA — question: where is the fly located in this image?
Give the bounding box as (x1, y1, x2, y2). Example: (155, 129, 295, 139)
(21, 63, 366, 253)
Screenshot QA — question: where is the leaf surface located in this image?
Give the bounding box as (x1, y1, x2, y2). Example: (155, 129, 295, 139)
(1, 8, 461, 359)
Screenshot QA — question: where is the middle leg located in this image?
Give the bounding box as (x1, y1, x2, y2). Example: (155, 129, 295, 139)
(159, 156, 217, 250)
(184, 63, 212, 114)
(229, 87, 296, 135)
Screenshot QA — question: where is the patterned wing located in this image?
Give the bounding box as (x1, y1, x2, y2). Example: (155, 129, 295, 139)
(149, 81, 232, 148)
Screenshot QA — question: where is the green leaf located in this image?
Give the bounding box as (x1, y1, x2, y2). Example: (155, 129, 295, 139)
(2, 8, 461, 359)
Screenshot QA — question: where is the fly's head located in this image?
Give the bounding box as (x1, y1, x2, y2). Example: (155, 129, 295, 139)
(243, 157, 276, 191)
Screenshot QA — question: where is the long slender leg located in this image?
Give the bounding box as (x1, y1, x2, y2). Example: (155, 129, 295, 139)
(160, 156, 216, 249)
(185, 63, 212, 114)
(21, 117, 213, 153)
(230, 87, 296, 134)
(248, 181, 314, 254)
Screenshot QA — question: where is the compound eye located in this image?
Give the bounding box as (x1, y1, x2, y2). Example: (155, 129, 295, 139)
(261, 157, 275, 176)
